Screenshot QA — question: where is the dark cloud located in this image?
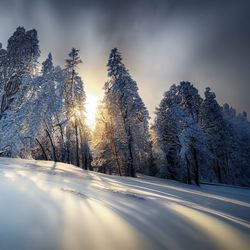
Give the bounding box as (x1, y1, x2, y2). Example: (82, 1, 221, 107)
(0, 0, 249, 116)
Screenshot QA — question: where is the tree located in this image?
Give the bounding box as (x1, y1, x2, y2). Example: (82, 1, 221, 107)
(0, 27, 40, 119)
(64, 48, 91, 169)
(154, 82, 208, 186)
(222, 104, 250, 186)
(42, 52, 53, 75)
(153, 84, 182, 179)
(0, 42, 7, 94)
(93, 48, 152, 177)
(0, 31, 91, 167)
(179, 118, 209, 186)
(199, 87, 229, 183)
(92, 99, 123, 175)
(64, 48, 82, 164)
(6, 27, 40, 77)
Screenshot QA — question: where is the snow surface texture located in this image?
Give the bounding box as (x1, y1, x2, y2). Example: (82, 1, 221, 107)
(0, 158, 249, 250)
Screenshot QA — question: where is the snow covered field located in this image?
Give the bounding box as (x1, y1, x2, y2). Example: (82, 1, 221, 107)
(0, 158, 249, 250)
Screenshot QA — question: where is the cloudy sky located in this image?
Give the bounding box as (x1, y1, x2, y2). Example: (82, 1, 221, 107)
(0, 0, 249, 118)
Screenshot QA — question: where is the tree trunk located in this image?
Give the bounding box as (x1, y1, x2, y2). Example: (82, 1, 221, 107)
(65, 67, 74, 164)
(75, 121, 80, 167)
(193, 147, 200, 187)
(36, 138, 48, 160)
(121, 106, 135, 177)
(109, 117, 122, 176)
(55, 114, 65, 162)
(44, 119, 57, 162)
(127, 124, 135, 177)
(185, 154, 192, 184)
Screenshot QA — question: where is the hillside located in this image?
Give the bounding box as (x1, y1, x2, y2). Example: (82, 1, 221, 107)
(0, 157, 249, 250)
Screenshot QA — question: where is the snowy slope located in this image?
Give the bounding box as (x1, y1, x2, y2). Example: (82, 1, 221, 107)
(0, 158, 249, 250)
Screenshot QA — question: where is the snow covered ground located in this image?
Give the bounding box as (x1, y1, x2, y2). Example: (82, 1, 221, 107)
(0, 158, 249, 250)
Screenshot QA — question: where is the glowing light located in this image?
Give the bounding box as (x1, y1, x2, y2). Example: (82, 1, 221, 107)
(85, 94, 99, 129)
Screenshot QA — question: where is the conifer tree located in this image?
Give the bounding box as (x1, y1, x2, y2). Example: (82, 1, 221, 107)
(64, 48, 91, 168)
(0, 43, 7, 93)
(154, 82, 209, 185)
(93, 48, 152, 176)
(200, 87, 229, 183)
(42, 52, 54, 75)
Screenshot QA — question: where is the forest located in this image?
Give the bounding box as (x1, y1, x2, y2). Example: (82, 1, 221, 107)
(0, 27, 250, 187)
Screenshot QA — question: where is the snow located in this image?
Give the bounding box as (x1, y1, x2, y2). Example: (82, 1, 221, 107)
(0, 158, 249, 250)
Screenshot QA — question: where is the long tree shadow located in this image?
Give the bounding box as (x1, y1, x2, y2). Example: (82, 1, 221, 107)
(98, 175, 250, 223)
(88, 183, 249, 250)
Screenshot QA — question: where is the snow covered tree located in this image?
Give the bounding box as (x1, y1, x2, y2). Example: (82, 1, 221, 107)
(65, 48, 81, 164)
(40, 53, 57, 110)
(179, 117, 210, 186)
(154, 82, 209, 185)
(92, 100, 120, 174)
(93, 48, 152, 176)
(178, 81, 202, 123)
(199, 87, 230, 183)
(0, 29, 66, 162)
(0, 43, 7, 94)
(64, 48, 91, 169)
(5, 27, 40, 77)
(42, 52, 54, 75)
(176, 82, 208, 185)
(32, 54, 62, 162)
(153, 84, 182, 179)
(154, 82, 250, 186)
(0, 27, 40, 119)
(0, 30, 91, 167)
(222, 104, 250, 186)
(0, 74, 21, 116)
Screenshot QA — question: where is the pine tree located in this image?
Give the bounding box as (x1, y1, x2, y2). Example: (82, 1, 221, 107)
(42, 52, 54, 75)
(199, 87, 229, 183)
(64, 48, 91, 168)
(92, 100, 119, 174)
(6, 27, 40, 76)
(93, 48, 152, 177)
(40, 53, 56, 112)
(0, 27, 40, 118)
(177, 82, 205, 185)
(222, 104, 250, 186)
(154, 84, 182, 179)
(0, 28, 61, 160)
(0, 43, 7, 94)
(154, 82, 208, 185)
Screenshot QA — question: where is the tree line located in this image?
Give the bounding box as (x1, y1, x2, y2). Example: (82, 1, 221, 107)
(0, 27, 249, 186)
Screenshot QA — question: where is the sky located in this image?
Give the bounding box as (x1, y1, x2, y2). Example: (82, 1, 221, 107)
(0, 0, 249, 119)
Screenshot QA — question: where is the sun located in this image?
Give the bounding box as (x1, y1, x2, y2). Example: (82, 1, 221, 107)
(85, 94, 99, 129)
